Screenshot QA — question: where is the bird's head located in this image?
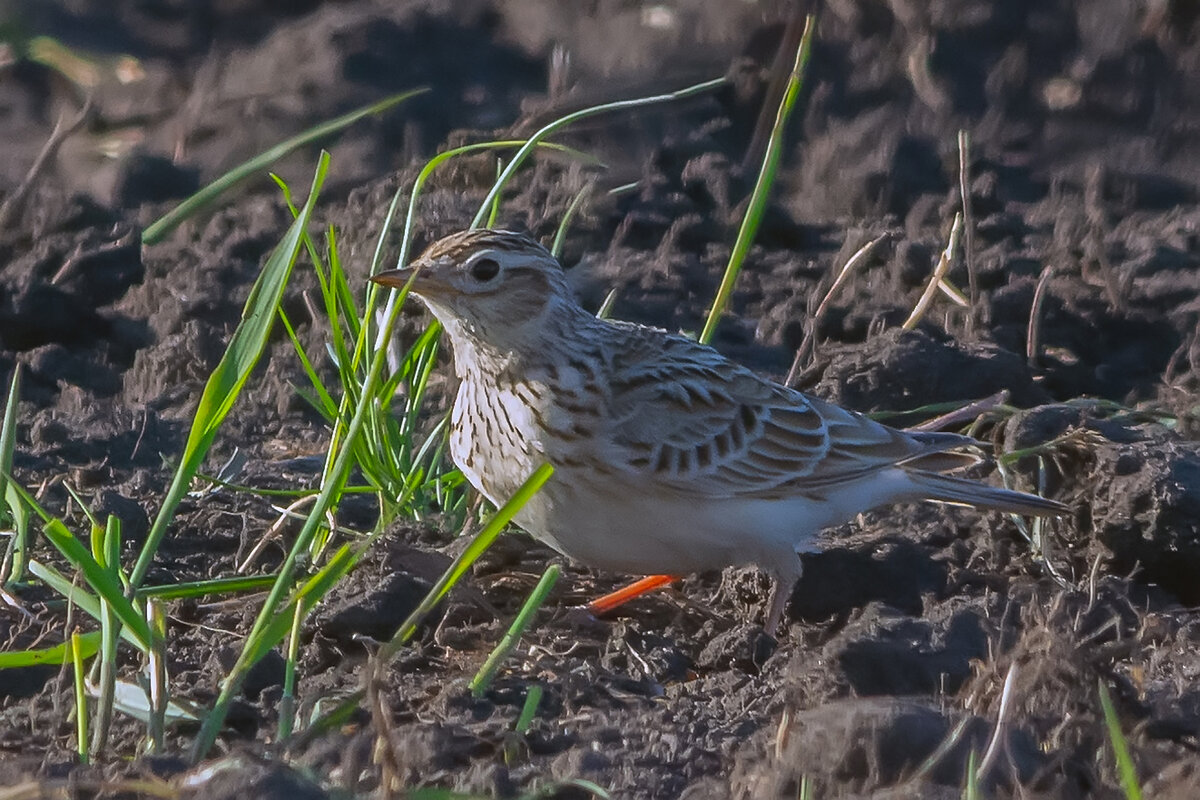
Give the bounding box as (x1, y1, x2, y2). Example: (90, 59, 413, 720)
(371, 229, 580, 356)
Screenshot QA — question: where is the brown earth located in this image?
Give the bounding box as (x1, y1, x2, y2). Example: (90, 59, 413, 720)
(1, 1, 1199, 798)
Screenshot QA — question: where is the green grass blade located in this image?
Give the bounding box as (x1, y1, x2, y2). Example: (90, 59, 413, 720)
(233, 545, 358, 675)
(43, 519, 153, 649)
(0, 366, 28, 584)
(137, 574, 279, 600)
(379, 463, 555, 662)
(470, 78, 725, 230)
(278, 308, 338, 418)
(131, 153, 330, 590)
(278, 601, 304, 741)
(551, 183, 592, 258)
(470, 564, 559, 696)
(486, 158, 504, 226)
(142, 88, 427, 244)
(0, 631, 101, 667)
(699, 15, 815, 344)
(146, 598, 167, 753)
(1099, 681, 1143, 800)
(89, 514, 123, 758)
(514, 684, 542, 736)
(26, 560, 141, 652)
(71, 631, 88, 764)
(286, 690, 366, 749)
(962, 749, 978, 799)
(191, 407, 368, 763)
(0, 365, 18, 523)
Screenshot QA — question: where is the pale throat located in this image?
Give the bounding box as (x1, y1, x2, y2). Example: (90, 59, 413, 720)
(442, 297, 597, 381)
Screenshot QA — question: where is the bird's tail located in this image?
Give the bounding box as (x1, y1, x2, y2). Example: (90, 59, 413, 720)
(906, 470, 1067, 516)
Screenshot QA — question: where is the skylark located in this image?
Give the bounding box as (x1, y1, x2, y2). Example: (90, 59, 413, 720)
(372, 229, 1066, 633)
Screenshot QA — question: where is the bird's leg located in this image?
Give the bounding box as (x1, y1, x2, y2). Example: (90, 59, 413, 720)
(587, 574, 679, 616)
(764, 568, 800, 636)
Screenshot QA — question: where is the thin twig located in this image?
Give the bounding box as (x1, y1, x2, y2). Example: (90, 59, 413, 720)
(1026, 265, 1055, 368)
(236, 494, 319, 573)
(958, 130, 978, 332)
(0, 94, 94, 232)
(786, 233, 886, 386)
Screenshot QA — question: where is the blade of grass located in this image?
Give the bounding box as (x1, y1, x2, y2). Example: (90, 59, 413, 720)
(0, 366, 18, 525)
(786, 232, 885, 383)
(470, 564, 559, 696)
(146, 598, 167, 753)
(0, 632, 101, 667)
(1098, 681, 1143, 800)
(26, 561, 143, 651)
(285, 690, 367, 751)
(42, 519, 152, 649)
(278, 600, 304, 741)
(131, 152, 330, 590)
(191, 532, 360, 758)
(137, 574, 278, 600)
(0, 366, 26, 585)
(378, 463, 555, 663)
(142, 89, 426, 244)
(958, 129, 978, 328)
(71, 631, 88, 764)
(700, 15, 816, 345)
(470, 78, 725, 230)
(90, 515, 122, 757)
(486, 158, 503, 227)
(551, 183, 593, 258)
(962, 749, 979, 800)
(514, 684, 543, 736)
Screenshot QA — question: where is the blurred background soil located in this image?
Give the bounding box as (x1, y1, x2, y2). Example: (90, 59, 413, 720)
(1, 1, 1199, 797)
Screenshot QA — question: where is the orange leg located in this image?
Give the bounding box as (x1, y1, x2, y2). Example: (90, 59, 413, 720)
(587, 574, 679, 616)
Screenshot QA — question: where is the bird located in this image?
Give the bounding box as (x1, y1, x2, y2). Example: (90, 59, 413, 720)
(371, 229, 1067, 634)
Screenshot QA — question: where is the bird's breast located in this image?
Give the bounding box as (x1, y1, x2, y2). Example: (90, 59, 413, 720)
(450, 375, 552, 505)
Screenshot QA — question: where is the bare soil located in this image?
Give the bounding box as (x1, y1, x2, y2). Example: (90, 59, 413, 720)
(1, 1, 1199, 798)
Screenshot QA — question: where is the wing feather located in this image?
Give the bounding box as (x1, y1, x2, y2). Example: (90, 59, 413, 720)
(601, 322, 973, 499)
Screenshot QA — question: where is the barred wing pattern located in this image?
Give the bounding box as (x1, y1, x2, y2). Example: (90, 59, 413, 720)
(603, 323, 972, 500)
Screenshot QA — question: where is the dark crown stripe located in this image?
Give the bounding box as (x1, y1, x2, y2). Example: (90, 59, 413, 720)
(422, 229, 547, 261)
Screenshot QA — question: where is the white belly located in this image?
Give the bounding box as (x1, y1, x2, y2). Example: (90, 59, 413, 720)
(504, 464, 925, 578)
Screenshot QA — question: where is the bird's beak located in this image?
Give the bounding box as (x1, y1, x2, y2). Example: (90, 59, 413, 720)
(370, 263, 450, 295)
(370, 266, 415, 289)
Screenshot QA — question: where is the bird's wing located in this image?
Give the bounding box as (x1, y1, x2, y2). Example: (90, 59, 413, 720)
(602, 323, 971, 499)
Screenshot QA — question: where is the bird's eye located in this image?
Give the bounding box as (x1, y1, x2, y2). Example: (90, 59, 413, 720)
(469, 258, 500, 282)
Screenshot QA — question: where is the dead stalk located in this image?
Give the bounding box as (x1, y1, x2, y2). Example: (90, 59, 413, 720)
(1084, 164, 1124, 311)
(958, 130, 978, 331)
(976, 662, 1019, 781)
(367, 657, 401, 797)
(0, 94, 94, 232)
(902, 212, 962, 331)
(786, 233, 886, 386)
(909, 390, 1010, 432)
(236, 494, 320, 573)
(1026, 265, 1055, 368)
